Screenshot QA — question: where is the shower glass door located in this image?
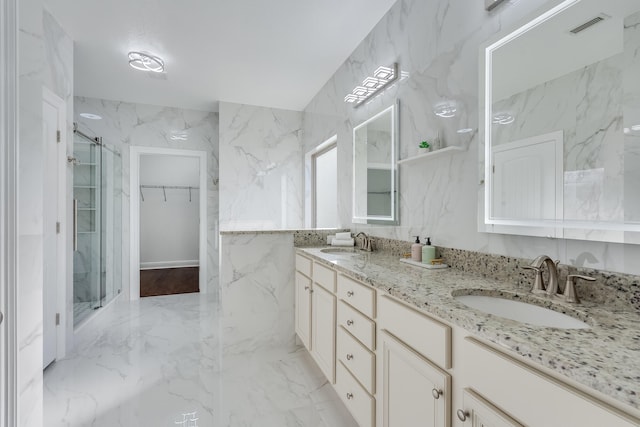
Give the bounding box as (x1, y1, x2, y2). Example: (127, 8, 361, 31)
(73, 132, 122, 327)
(73, 134, 102, 325)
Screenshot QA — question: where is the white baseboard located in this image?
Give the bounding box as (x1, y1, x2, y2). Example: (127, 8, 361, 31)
(140, 260, 199, 270)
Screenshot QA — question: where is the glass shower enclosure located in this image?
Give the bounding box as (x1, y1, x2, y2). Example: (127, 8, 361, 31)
(72, 126, 122, 326)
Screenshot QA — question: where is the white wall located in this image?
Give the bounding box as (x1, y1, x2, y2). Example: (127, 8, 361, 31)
(75, 97, 219, 295)
(302, 0, 640, 276)
(219, 102, 304, 230)
(140, 155, 200, 268)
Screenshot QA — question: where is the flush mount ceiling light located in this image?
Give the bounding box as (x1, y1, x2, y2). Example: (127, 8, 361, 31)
(433, 102, 457, 118)
(128, 51, 165, 73)
(344, 63, 398, 107)
(492, 112, 515, 125)
(79, 113, 102, 120)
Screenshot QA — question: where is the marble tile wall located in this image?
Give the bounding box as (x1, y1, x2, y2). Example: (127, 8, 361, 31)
(219, 233, 296, 354)
(219, 102, 304, 230)
(301, 0, 640, 277)
(18, 0, 45, 425)
(75, 97, 220, 296)
(16, 6, 74, 426)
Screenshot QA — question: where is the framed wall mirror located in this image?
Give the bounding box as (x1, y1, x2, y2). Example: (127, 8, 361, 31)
(479, 0, 640, 244)
(353, 102, 399, 225)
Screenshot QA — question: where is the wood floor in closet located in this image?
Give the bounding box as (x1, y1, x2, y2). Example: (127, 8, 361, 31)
(140, 267, 199, 297)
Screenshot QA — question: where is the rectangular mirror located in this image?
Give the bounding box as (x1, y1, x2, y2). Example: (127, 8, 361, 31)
(353, 103, 399, 225)
(480, 0, 640, 243)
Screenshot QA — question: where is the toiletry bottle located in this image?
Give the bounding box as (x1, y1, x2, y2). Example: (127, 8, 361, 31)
(411, 236, 422, 262)
(422, 237, 436, 264)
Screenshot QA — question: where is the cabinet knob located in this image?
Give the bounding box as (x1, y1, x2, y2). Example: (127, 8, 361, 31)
(346, 392, 354, 400)
(457, 409, 469, 422)
(304, 286, 310, 291)
(431, 388, 443, 399)
(346, 319, 354, 326)
(347, 291, 354, 297)
(346, 353, 353, 360)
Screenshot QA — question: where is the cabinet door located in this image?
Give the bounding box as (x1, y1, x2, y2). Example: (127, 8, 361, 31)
(295, 272, 312, 350)
(379, 331, 451, 427)
(459, 388, 523, 427)
(311, 283, 336, 382)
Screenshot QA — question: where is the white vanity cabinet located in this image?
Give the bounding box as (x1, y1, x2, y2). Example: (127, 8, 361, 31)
(294, 255, 337, 382)
(294, 255, 313, 350)
(377, 294, 452, 427)
(457, 388, 524, 427)
(459, 337, 640, 427)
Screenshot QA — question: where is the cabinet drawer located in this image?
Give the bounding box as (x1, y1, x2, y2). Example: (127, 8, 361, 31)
(313, 262, 336, 293)
(378, 295, 451, 369)
(336, 361, 375, 427)
(337, 275, 375, 318)
(338, 301, 376, 351)
(337, 326, 375, 394)
(295, 254, 312, 278)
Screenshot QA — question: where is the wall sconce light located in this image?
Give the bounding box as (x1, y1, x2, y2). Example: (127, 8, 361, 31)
(344, 63, 399, 107)
(485, 0, 507, 11)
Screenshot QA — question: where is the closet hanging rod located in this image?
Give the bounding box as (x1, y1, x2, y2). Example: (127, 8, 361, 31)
(139, 185, 200, 190)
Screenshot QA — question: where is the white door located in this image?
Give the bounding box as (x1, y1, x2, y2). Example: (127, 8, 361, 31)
(379, 330, 451, 427)
(42, 92, 63, 368)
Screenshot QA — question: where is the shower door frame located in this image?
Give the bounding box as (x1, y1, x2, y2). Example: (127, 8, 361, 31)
(129, 146, 208, 300)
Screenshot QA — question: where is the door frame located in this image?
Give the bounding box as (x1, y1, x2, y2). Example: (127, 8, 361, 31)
(0, 0, 18, 424)
(42, 87, 68, 364)
(129, 146, 207, 300)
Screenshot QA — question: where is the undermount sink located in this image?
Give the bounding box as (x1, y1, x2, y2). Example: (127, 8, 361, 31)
(455, 295, 590, 329)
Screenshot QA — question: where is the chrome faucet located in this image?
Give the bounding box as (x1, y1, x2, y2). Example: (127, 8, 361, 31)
(355, 232, 374, 252)
(522, 255, 559, 296)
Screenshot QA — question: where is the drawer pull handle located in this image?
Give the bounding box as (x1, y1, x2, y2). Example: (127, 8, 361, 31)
(457, 409, 469, 422)
(432, 388, 443, 399)
(346, 320, 354, 326)
(347, 291, 354, 297)
(346, 354, 353, 360)
(346, 392, 354, 400)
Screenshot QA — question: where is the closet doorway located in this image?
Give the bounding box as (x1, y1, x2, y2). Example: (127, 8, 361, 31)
(130, 147, 207, 300)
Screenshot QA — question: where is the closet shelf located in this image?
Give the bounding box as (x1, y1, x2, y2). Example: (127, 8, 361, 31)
(397, 146, 465, 165)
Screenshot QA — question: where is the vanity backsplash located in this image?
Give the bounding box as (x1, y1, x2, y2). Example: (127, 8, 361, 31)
(350, 234, 640, 313)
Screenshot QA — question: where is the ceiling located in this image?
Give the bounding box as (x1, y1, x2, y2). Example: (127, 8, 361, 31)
(44, 0, 397, 112)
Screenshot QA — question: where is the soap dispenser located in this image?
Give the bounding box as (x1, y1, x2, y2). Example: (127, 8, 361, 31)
(411, 236, 422, 262)
(422, 237, 436, 264)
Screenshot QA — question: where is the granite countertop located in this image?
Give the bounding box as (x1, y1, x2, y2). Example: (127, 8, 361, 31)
(297, 247, 640, 412)
(220, 228, 349, 235)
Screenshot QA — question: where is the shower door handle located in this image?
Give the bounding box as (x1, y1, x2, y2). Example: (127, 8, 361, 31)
(73, 199, 78, 251)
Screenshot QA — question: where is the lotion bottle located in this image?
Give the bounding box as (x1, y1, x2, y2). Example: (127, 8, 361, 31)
(422, 237, 436, 264)
(411, 236, 422, 262)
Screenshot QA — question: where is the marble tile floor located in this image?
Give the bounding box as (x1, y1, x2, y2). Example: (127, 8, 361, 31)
(44, 293, 358, 427)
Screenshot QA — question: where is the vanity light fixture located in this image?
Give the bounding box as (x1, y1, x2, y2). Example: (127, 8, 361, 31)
(344, 63, 398, 107)
(624, 128, 630, 134)
(128, 51, 165, 73)
(79, 113, 102, 120)
(492, 112, 515, 125)
(433, 102, 457, 118)
(170, 132, 188, 141)
(631, 124, 640, 131)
